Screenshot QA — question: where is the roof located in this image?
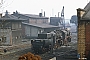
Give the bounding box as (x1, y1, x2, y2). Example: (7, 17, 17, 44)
(0, 14, 27, 21)
(50, 17, 62, 19)
(23, 14, 49, 19)
(81, 2, 90, 20)
(12, 11, 49, 19)
(22, 22, 59, 28)
(84, 2, 90, 11)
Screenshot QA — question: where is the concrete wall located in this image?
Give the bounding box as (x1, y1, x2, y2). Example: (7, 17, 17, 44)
(0, 20, 23, 45)
(0, 29, 12, 45)
(12, 30, 22, 45)
(11, 21, 22, 45)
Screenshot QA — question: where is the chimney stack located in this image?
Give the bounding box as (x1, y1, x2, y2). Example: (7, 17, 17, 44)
(58, 12, 60, 17)
(5, 10, 8, 15)
(41, 9, 43, 16)
(39, 13, 42, 17)
(44, 11, 45, 17)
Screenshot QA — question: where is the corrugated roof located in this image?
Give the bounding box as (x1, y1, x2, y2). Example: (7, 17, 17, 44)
(0, 14, 27, 21)
(22, 22, 59, 28)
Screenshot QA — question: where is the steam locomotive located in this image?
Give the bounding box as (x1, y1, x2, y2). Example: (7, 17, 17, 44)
(31, 29, 71, 54)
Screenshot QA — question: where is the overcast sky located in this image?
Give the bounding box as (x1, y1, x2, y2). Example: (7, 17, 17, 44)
(0, 0, 89, 19)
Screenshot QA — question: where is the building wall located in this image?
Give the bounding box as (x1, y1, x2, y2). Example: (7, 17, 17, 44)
(85, 21, 90, 58)
(12, 30, 22, 44)
(24, 25, 39, 38)
(24, 25, 44, 39)
(30, 27, 38, 37)
(11, 21, 22, 44)
(50, 17, 62, 26)
(0, 20, 22, 45)
(12, 22, 21, 29)
(25, 25, 30, 36)
(44, 27, 60, 33)
(29, 18, 48, 24)
(0, 29, 12, 45)
(77, 20, 90, 59)
(23, 24, 59, 39)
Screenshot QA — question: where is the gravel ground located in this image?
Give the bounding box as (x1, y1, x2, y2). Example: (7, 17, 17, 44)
(0, 32, 78, 60)
(0, 47, 32, 60)
(0, 40, 32, 60)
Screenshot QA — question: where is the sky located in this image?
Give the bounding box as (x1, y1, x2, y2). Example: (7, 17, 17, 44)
(0, 0, 89, 19)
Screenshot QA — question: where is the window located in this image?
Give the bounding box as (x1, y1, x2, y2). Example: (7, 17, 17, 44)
(2, 37, 6, 42)
(18, 23, 21, 28)
(0, 38, 2, 42)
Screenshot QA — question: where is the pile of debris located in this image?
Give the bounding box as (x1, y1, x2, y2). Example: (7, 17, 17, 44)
(18, 52, 42, 60)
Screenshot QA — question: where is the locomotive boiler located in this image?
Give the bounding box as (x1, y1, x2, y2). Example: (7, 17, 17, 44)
(31, 29, 71, 54)
(31, 33, 55, 53)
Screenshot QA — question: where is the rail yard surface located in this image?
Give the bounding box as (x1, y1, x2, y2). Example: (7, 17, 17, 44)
(0, 32, 77, 60)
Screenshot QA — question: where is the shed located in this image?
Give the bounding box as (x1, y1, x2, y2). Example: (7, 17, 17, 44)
(22, 22, 60, 39)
